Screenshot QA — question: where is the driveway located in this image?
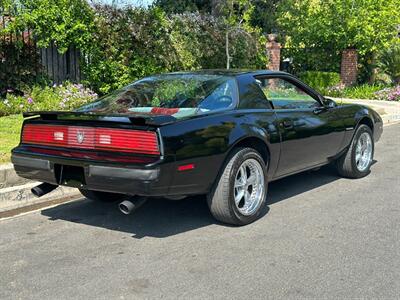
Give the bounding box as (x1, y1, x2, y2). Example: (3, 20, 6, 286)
(1, 123, 399, 299)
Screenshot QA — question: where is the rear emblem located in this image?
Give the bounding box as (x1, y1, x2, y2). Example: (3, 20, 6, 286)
(77, 131, 85, 144)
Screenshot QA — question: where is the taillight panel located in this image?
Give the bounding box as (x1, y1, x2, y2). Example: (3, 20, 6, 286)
(22, 124, 160, 155)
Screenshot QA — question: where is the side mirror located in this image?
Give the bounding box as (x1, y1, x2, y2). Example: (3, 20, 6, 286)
(324, 98, 337, 108)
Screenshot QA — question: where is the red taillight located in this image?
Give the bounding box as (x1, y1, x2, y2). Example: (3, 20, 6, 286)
(22, 124, 160, 155)
(22, 124, 68, 147)
(178, 164, 195, 171)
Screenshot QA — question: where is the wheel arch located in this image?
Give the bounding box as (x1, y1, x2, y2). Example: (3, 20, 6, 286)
(228, 136, 271, 169)
(357, 116, 374, 132)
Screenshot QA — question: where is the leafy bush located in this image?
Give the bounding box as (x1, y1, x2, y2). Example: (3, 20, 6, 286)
(0, 82, 97, 117)
(83, 6, 266, 95)
(378, 43, 400, 84)
(299, 71, 341, 93)
(325, 84, 389, 99)
(3, 0, 95, 54)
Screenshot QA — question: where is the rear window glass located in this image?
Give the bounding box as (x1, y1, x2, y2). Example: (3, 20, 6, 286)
(77, 74, 238, 118)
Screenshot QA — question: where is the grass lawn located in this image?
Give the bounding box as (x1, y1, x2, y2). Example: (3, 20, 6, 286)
(0, 114, 23, 164)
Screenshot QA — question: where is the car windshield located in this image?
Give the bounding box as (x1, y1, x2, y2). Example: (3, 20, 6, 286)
(77, 74, 238, 118)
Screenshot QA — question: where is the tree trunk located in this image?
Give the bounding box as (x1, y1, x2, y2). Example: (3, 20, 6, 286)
(368, 52, 378, 84)
(226, 30, 230, 69)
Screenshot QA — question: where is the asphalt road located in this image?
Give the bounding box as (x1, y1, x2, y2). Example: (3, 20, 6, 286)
(1, 124, 399, 300)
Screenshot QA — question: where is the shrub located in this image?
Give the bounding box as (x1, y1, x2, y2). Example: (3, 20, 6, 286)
(325, 84, 389, 100)
(0, 82, 97, 117)
(378, 43, 400, 84)
(82, 6, 267, 95)
(374, 86, 400, 101)
(299, 71, 341, 93)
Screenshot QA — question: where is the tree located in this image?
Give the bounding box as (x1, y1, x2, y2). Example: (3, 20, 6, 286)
(277, 0, 400, 80)
(153, 0, 266, 70)
(222, 0, 255, 69)
(1, 0, 95, 53)
(277, 0, 400, 55)
(249, 0, 281, 33)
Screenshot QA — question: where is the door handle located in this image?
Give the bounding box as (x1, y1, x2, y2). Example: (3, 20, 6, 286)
(313, 107, 327, 115)
(281, 120, 294, 129)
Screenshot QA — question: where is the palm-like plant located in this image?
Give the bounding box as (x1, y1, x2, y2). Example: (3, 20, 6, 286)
(379, 44, 400, 84)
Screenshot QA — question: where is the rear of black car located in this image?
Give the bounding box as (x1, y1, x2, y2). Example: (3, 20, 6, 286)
(11, 113, 177, 196)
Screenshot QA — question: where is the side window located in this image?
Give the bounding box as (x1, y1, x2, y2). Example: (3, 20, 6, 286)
(257, 78, 320, 109)
(237, 77, 272, 109)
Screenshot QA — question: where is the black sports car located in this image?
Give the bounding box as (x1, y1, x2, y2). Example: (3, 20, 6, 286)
(12, 70, 383, 225)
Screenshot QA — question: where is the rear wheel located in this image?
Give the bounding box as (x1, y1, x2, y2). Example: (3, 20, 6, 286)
(336, 124, 374, 178)
(79, 189, 128, 202)
(207, 147, 267, 225)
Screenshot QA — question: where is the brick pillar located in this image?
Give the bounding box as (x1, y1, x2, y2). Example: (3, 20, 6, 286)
(266, 34, 281, 71)
(341, 49, 358, 86)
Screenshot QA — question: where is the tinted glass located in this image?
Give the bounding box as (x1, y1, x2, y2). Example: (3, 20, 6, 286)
(237, 76, 272, 109)
(257, 78, 320, 109)
(77, 74, 238, 118)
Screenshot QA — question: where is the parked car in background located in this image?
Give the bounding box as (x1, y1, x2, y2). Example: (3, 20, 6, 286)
(12, 70, 383, 225)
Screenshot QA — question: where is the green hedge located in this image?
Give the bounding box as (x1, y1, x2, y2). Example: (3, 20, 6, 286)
(299, 71, 341, 93)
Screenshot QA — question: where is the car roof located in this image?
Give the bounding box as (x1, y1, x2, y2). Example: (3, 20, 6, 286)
(165, 69, 290, 77)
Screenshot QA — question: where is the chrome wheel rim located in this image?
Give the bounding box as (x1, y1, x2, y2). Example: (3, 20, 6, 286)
(234, 159, 265, 216)
(355, 132, 373, 172)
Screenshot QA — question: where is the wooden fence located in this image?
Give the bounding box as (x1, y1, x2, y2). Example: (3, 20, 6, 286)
(39, 44, 81, 84)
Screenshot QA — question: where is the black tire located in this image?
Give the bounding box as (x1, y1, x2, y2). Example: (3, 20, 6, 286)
(207, 147, 268, 225)
(79, 189, 128, 202)
(336, 124, 374, 179)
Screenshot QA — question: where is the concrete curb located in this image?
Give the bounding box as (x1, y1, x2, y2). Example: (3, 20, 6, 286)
(0, 181, 80, 213)
(0, 162, 81, 215)
(0, 163, 30, 189)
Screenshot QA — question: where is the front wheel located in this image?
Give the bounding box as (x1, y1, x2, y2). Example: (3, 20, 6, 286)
(336, 124, 374, 178)
(207, 148, 267, 225)
(79, 189, 129, 202)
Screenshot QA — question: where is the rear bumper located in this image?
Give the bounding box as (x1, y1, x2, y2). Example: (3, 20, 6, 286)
(11, 153, 168, 196)
(11, 149, 217, 197)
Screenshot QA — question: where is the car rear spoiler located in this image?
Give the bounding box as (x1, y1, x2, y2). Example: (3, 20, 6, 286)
(22, 111, 177, 126)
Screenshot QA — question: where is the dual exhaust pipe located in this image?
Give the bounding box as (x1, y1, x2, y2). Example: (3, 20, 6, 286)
(31, 183, 146, 215)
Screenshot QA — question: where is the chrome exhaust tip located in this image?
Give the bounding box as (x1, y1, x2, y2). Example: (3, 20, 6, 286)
(31, 183, 58, 198)
(118, 197, 147, 215)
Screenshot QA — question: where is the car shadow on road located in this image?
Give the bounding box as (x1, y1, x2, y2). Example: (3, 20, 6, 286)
(41, 164, 342, 238)
(267, 164, 341, 205)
